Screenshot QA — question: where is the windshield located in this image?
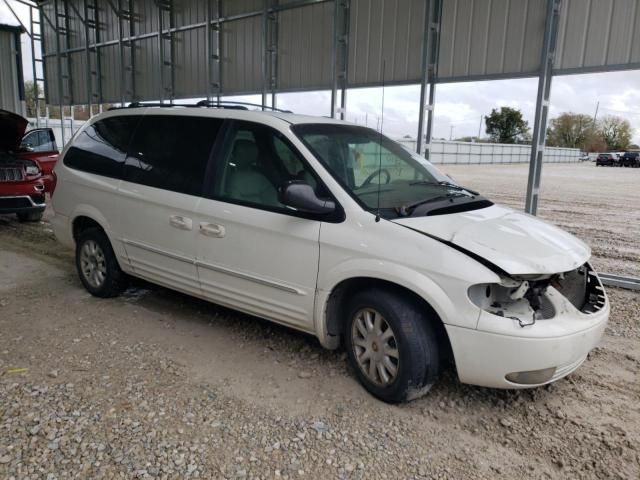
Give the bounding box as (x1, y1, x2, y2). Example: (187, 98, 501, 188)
(292, 124, 489, 217)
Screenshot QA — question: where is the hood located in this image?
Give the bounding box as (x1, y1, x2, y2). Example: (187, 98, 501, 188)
(0, 109, 28, 153)
(393, 205, 590, 276)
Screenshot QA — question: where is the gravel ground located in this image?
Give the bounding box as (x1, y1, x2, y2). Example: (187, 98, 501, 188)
(1, 163, 639, 479)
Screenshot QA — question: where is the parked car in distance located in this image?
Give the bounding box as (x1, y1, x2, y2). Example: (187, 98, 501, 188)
(579, 152, 597, 162)
(595, 153, 618, 166)
(51, 104, 609, 403)
(620, 151, 639, 168)
(0, 109, 54, 222)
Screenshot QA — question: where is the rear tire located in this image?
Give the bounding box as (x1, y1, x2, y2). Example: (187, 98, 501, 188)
(344, 288, 440, 403)
(17, 211, 43, 222)
(75, 227, 126, 298)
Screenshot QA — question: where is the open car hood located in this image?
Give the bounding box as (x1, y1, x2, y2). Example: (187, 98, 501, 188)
(0, 109, 28, 153)
(393, 205, 590, 276)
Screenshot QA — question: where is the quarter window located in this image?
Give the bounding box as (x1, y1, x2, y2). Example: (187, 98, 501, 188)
(63, 116, 140, 179)
(123, 115, 222, 196)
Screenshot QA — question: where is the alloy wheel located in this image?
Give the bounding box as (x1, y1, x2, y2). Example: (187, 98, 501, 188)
(351, 308, 400, 386)
(79, 240, 107, 288)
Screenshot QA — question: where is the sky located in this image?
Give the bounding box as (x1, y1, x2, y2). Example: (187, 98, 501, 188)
(2, 2, 639, 144)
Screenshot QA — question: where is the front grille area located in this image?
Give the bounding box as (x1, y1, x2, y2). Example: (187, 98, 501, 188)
(0, 167, 25, 182)
(554, 264, 606, 314)
(0, 197, 32, 209)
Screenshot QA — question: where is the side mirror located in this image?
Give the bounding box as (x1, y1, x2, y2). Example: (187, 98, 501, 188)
(20, 143, 34, 152)
(280, 181, 335, 215)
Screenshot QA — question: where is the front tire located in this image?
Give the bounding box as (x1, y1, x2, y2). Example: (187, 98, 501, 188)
(344, 289, 440, 403)
(75, 228, 126, 298)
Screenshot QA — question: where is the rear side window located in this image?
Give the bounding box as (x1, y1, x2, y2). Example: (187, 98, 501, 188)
(64, 116, 140, 179)
(123, 115, 222, 196)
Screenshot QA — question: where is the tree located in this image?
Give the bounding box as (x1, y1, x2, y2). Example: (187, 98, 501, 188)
(484, 107, 530, 144)
(546, 113, 596, 149)
(582, 134, 608, 153)
(24, 80, 44, 117)
(599, 115, 632, 151)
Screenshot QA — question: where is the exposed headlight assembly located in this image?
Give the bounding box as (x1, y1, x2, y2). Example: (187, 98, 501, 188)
(468, 276, 555, 327)
(25, 164, 41, 176)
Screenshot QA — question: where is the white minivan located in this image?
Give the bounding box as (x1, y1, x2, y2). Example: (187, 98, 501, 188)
(51, 104, 609, 403)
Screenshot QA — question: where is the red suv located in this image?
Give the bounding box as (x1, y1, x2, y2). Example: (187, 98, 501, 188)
(0, 109, 59, 222)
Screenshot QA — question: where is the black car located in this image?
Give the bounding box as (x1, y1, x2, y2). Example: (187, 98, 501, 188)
(620, 152, 639, 167)
(595, 153, 618, 166)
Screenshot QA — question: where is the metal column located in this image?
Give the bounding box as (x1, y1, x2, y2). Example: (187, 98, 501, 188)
(52, 0, 65, 144)
(417, 0, 442, 158)
(158, 0, 175, 103)
(525, 0, 562, 215)
(331, 0, 349, 120)
(261, 0, 268, 109)
(268, 3, 278, 109)
(205, 0, 223, 103)
(261, 0, 277, 109)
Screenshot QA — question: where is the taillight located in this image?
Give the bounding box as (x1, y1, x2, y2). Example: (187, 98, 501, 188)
(51, 171, 58, 197)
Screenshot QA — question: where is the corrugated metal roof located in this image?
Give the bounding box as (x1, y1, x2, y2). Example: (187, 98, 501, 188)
(555, 0, 640, 73)
(39, 0, 640, 105)
(437, 0, 546, 81)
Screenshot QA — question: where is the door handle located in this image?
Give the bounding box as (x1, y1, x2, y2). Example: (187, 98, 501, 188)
(199, 222, 226, 238)
(169, 215, 193, 231)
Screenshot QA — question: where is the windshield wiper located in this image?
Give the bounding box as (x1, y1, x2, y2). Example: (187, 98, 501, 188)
(397, 192, 471, 216)
(409, 180, 479, 195)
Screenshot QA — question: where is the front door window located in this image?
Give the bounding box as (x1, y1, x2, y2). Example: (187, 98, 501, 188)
(213, 122, 319, 210)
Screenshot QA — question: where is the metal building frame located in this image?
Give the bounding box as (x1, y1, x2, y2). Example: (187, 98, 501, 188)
(4, 0, 640, 217)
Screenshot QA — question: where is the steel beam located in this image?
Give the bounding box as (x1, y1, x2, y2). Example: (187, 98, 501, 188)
(62, 0, 73, 105)
(261, 0, 268, 109)
(53, 0, 65, 144)
(525, 0, 562, 215)
(416, 0, 442, 158)
(331, 0, 349, 119)
(128, 0, 136, 101)
(28, 5, 40, 124)
(267, 2, 278, 109)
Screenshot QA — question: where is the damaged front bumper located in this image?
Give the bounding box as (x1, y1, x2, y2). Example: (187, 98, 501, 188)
(447, 264, 609, 389)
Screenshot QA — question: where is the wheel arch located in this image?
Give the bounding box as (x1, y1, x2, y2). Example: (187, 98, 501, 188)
(319, 276, 454, 365)
(72, 215, 105, 241)
(70, 207, 128, 268)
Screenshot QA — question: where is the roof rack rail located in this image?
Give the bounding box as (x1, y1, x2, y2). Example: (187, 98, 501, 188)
(195, 100, 292, 113)
(107, 102, 190, 111)
(107, 100, 293, 113)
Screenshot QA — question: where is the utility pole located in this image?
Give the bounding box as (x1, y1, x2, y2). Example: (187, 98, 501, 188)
(477, 115, 483, 140)
(592, 101, 600, 125)
(449, 125, 455, 140)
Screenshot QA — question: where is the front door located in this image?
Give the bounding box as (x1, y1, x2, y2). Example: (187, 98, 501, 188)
(117, 113, 223, 297)
(195, 121, 325, 330)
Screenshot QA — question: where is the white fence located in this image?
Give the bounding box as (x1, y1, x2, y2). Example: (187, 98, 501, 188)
(397, 139, 581, 164)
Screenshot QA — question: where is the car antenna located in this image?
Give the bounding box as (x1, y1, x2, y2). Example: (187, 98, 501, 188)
(375, 60, 386, 223)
